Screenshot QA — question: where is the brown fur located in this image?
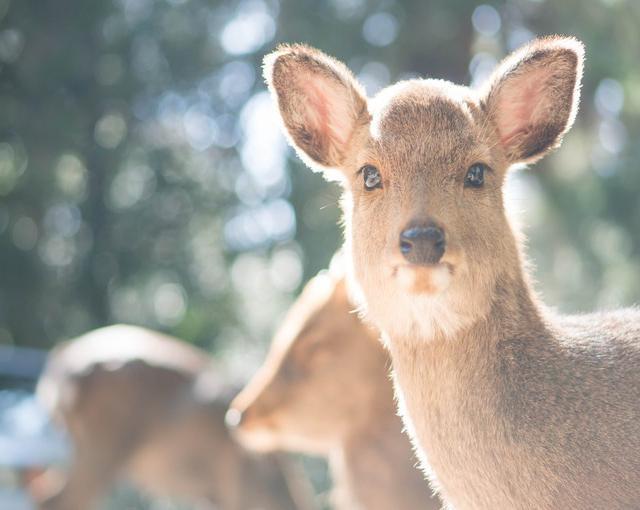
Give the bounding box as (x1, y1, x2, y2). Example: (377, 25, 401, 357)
(229, 265, 441, 510)
(34, 325, 315, 510)
(264, 37, 640, 509)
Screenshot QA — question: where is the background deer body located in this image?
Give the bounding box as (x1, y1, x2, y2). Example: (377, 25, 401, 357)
(229, 271, 441, 510)
(265, 39, 640, 509)
(35, 325, 313, 510)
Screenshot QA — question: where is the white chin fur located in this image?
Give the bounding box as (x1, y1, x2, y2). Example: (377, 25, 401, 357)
(235, 427, 280, 452)
(349, 252, 477, 341)
(357, 262, 465, 341)
(236, 426, 327, 455)
(394, 263, 452, 295)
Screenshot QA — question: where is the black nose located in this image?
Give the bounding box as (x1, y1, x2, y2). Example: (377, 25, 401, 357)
(399, 223, 445, 265)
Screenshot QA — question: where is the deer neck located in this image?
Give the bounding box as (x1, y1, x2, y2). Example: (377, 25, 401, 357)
(386, 269, 549, 508)
(329, 414, 439, 510)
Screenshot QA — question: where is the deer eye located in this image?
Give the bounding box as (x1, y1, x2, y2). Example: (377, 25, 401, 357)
(464, 163, 487, 188)
(361, 165, 383, 191)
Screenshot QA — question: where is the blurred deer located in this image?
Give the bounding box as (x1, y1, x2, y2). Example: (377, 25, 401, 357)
(263, 37, 640, 509)
(228, 262, 441, 510)
(33, 325, 316, 510)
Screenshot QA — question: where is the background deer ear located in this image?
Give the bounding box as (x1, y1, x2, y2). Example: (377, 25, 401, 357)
(481, 37, 584, 165)
(264, 44, 369, 177)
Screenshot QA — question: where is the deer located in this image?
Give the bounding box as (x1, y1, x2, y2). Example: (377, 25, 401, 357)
(32, 324, 316, 510)
(227, 259, 441, 510)
(262, 36, 640, 509)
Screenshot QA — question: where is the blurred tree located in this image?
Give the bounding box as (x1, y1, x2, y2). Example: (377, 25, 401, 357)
(0, 0, 245, 351)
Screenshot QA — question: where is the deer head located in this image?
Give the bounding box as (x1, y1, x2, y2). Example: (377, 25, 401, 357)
(228, 269, 392, 455)
(264, 37, 583, 341)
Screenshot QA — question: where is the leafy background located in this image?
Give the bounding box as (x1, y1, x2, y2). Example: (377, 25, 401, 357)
(0, 0, 639, 507)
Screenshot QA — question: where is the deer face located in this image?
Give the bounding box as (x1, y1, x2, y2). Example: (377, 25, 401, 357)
(264, 38, 583, 339)
(228, 274, 391, 455)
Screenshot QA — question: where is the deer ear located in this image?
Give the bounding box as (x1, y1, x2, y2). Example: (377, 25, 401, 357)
(264, 44, 369, 178)
(481, 37, 584, 164)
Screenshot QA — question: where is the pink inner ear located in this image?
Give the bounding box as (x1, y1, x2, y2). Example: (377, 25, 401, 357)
(298, 75, 354, 150)
(495, 67, 549, 146)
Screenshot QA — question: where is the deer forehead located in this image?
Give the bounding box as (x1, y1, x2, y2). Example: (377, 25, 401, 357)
(366, 79, 485, 172)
